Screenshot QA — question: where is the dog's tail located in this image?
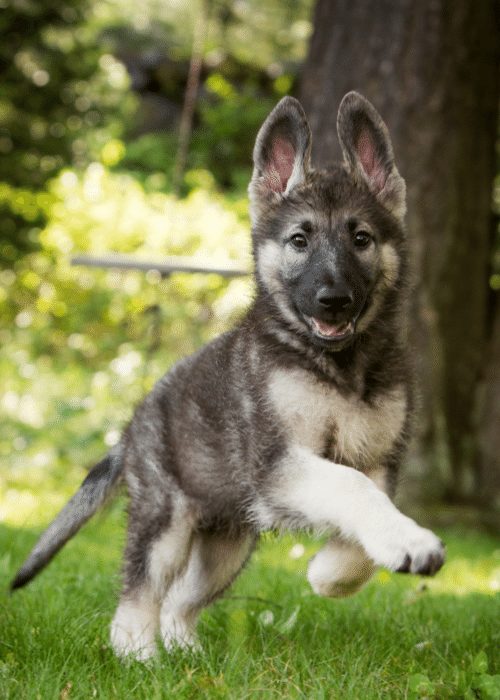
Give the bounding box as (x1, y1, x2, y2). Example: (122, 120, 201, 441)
(10, 448, 124, 590)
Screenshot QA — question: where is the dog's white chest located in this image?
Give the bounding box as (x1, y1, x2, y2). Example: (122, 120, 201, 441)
(267, 368, 406, 468)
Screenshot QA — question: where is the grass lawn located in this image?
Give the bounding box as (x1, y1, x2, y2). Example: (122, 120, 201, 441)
(1, 500, 499, 700)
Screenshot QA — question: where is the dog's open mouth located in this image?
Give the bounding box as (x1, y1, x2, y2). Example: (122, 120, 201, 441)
(308, 317, 354, 342)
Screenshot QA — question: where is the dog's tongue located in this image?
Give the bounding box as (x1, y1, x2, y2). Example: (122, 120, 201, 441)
(312, 318, 350, 337)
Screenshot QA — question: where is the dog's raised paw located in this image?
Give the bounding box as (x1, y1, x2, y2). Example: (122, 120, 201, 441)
(396, 553, 411, 573)
(407, 544, 446, 576)
(393, 529, 446, 576)
(360, 517, 446, 576)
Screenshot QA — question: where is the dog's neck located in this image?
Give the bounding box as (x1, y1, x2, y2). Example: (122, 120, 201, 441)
(246, 290, 407, 398)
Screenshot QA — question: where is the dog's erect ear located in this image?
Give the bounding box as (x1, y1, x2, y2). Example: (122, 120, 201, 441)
(249, 96, 311, 219)
(337, 92, 406, 219)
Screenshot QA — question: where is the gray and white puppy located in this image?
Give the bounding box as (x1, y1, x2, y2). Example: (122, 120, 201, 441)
(12, 92, 445, 660)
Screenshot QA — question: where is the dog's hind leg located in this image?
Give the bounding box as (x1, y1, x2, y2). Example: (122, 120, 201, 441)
(307, 539, 376, 598)
(110, 586, 160, 662)
(159, 531, 256, 651)
(110, 494, 198, 661)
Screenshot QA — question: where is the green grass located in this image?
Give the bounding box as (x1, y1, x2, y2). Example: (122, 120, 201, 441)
(1, 504, 499, 700)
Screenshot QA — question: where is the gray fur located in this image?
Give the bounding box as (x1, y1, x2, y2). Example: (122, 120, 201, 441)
(11, 93, 445, 658)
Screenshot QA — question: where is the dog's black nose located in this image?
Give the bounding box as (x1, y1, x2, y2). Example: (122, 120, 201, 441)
(316, 286, 354, 313)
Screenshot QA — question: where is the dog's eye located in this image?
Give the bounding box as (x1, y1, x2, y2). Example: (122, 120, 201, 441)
(290, 233, 308, 250)
(354, 231, 372, 248)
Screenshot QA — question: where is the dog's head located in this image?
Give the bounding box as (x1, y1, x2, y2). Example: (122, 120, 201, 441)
(249, 92, 407, 351)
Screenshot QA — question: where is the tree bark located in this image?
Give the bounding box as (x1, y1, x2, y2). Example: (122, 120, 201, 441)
(477, 292, 500, 507)
(300, 0, 499, 503)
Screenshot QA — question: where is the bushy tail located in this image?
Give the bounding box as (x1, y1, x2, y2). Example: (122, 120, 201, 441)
(11, 449, 124, 590)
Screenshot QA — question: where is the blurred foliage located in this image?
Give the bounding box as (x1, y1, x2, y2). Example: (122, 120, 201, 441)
(117, 79, 283, 191)
(193, 75, 278, 189)
(0, 0, 314, 496)
(110, 0, 312, 190)
(0, 0, 136, 261)
(0, 0, 313, 260)
(0, 166, 252, 494)
(92, 0, 312, 68)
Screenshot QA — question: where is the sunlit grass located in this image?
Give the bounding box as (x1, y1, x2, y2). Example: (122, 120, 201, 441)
(2, 444, 499, 698)
(1, 490, 499, 699)
(425, 555, 500, 596)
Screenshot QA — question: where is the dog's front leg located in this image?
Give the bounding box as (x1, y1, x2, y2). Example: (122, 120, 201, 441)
(261, 446, 444, 575)
(307, 468, 387, 597)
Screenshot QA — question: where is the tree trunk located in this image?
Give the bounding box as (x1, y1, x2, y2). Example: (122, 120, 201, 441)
(477, 291, 500, 507)
(299, 0, 499, 504)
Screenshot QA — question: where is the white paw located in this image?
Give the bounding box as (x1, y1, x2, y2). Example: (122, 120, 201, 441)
(307, 540, 376, 598)
(110, 600, 158, 662)
(360, 514, 445, 575)
(160, 611, 200, 653)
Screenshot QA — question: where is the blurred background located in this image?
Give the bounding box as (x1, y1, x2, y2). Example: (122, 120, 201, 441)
(0, 0, 498, 528)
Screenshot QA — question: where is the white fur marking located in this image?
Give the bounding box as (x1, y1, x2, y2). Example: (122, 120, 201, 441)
(160, 609, 199, 651)
(256, 240, 282, 294)
(160, 533, 254, 651)
(284, 154, 306, 195)
(267, 446, 444, 572)
(256, 240, 304, 331)
(148, 498, 196, 596)
(267, 367, 406, 466)
(367, 466, 389, 492)
(380, 242, 400, 287)
(110, 594, 159, 661)
(357, 242, 400, 333)
(382, 170, 407, 220)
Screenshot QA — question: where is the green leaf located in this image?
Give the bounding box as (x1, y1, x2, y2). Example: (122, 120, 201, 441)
(472, 674, 500, 700)
(472, 651, 489, 675)
(408, 673, 436, 699)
